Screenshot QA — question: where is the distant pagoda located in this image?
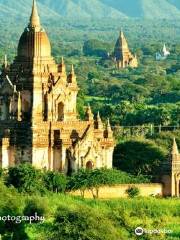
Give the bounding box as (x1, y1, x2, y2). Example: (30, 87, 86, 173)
(156, 43, 170, 61)
(113, 30, 138, 69)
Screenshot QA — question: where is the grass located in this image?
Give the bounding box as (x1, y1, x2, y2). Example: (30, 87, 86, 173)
(0, 181, 180, 239)
(26, 195, 180, 239)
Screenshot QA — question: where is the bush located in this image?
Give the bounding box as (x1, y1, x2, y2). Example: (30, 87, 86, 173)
(23, 199, 47, 224)
(114, 139, 166, 176)
(6, 164, 45, 194)
(0, 182, 28, 239)
(47, 205, 125, 240)
(43, 171, 67, 193)
(68, 168, 149, 198)
(126, 186, 140, 198)
(67, 169, 90, 197)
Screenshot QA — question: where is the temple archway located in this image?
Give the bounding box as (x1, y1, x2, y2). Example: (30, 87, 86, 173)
(86, 161, 94, 170)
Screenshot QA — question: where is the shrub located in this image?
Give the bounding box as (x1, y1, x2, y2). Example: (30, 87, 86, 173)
(0, 183, 28, 239)
(43, 171, 67, 193)
(6, 164, 45, 194)
(68, 168, 148, 199)
(23, 199, 47, 224)
(47, 205, 125, 240)
(114, 139, 166, 176)
(126, 186, 140, 198)
(67, 169, 90, 197)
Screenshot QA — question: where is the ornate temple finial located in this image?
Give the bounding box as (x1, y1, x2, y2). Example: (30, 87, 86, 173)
(97, 111, 101, 120)
(58, 56, 66, 75)
(172, 138, 179, 155)
(29, 0, 41, 28)
(68, 64, 76, 84)
(107, 118, 112, 130)
(97, 112, 102, 124)
(85, 104, 94, 121)
(120, 28, 124, 38)
(17, 92, 22, 121)
(71, 64, 75, 75)
(61, 56, 64, 65)
(95, 111, 103, 130)
(87, 104, 92, 113)
(105, 118, 113, 138)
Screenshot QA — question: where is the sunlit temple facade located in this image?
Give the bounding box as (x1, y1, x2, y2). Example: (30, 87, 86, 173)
(113, 31, 138, 69)
(0, 0, 115, 174)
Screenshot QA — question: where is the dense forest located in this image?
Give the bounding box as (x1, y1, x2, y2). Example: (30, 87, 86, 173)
(0, 19, 179, 127)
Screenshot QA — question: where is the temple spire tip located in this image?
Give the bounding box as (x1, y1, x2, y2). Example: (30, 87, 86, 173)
(29, 0, 41, 28)
(172, 137, 179, 155)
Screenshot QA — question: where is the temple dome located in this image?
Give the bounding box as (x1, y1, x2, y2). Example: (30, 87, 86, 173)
(17, 28, 51, 58)
(17, 0, 51, 58)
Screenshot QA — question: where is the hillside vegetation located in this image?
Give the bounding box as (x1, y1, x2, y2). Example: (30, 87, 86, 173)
(0, 0, 179, 22)
(0, 181, 180, 240)
(101, 0, 180, 19)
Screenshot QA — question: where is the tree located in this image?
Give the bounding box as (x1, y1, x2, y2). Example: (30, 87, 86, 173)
(83, 39, 111, 57)
(113, 140, 166, 176)
(67, 169, 90, 198)
(43, 171, 67, 193)
(126, 186, 140, 198)
(6, 164, 44, 193)
(68, 168, 149, 198)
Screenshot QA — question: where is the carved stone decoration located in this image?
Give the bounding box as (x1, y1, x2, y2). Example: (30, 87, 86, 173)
(0, 0, 115, 173)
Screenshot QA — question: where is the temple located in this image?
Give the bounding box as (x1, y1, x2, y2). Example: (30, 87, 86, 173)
(113, 31, 138, 69)
(162, 138, 180, 197)
(0, 0, 115, 174)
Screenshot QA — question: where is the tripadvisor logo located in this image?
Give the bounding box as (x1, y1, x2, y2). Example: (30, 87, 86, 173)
(135, 227, 172, 236)
(135, 227, 144, 236)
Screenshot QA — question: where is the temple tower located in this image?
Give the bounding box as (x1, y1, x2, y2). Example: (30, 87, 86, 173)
(0, 0, 115, 173)
(162, 138, 180, 197)
(113, 30, 138, 69)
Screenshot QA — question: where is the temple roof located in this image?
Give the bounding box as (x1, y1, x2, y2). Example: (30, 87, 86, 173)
(114, 30, 130, 60)
(29, 0, 41, 29)
(17, 0, 51, 59)
(172, 138, 179, 155)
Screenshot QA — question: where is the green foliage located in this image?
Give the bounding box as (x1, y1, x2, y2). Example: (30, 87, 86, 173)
(0, 180, 180, 239)
(4, 165, 148, 198)
(126, 186, 140, 198)
(68, 168, 149, 198)
(0, 168, 3, 178)
(6, 164, 45, 194)
(43, 170, 67, 193)
(48, 205, 125, 240)
(23, 199, 47, 224)
(67, 169, 91, 197)
(83, 39, 111, 57)
(114, 139, 166, 176)
(0, 181, 28, 240)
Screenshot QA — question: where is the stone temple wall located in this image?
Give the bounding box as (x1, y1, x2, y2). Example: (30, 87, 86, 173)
(70, 183, 163, 199)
